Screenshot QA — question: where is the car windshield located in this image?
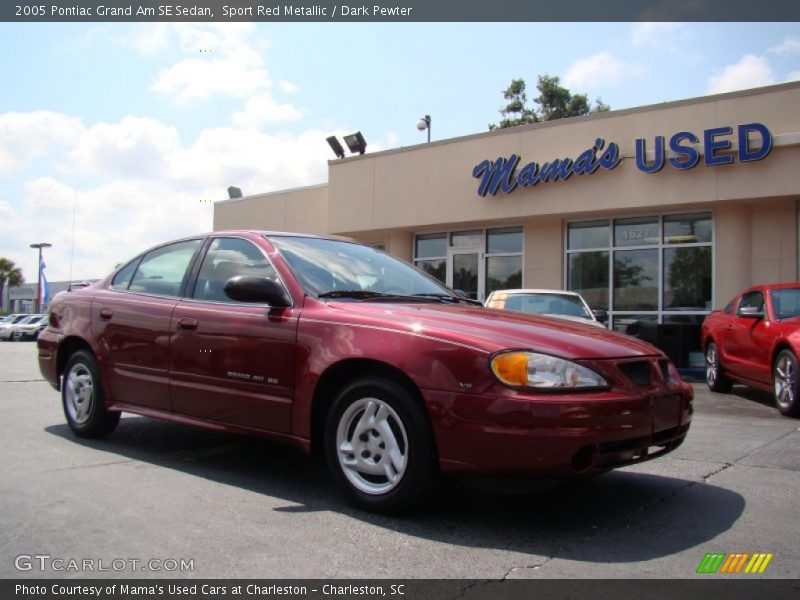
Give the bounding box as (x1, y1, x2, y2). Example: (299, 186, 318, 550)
(16, 316, 35, 324)
(771, 288, 800, 320)
(268, 235, 454, 298)
(500, 293, 592, 319)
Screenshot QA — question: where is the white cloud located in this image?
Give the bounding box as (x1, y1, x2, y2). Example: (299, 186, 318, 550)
(631, 22, 684, 47)
(0, 109, 342, 281)
(68, 116, 181, 178)
(563, 52, 636, 89)
(231, 94, 304, 127)
(151, 53, 270, 103)
(0, 111, 85, 174)
(707, 54, 775, 94)
(278, 81, 299, 94)
(149, 24, 273, 103)
(769, 36, 800, 55)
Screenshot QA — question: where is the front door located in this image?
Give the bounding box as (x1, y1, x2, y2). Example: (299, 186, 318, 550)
(447, 247, 484, 302)
(168, 236, 297, 433)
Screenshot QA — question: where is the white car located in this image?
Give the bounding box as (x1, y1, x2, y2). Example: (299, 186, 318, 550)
(0, 314, 32, 340)
(4, 314, 48, 341)
(485, 289, 607, 328)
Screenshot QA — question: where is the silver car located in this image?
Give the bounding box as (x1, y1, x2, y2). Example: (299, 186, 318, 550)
(485, 289, 607, 328)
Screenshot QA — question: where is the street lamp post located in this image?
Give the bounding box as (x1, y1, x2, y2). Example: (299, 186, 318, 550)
(30, 242, 51, 313)
(416, 115, 431, 143)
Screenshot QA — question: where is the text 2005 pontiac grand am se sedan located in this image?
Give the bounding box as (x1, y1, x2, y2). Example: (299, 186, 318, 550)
(38, 231, 693, 512)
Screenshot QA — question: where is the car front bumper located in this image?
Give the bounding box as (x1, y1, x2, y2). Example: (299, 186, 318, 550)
(424, 382, 693, 475)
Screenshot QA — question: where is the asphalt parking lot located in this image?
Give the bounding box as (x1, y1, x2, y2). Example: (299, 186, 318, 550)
(1, 340, 798, 579)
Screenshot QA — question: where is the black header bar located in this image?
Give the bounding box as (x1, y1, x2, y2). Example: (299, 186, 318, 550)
(3, 0, 800, 22)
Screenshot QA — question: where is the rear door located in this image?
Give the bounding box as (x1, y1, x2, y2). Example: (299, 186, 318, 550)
(92, 238, 203, 411)
(168, 236, 298, 433)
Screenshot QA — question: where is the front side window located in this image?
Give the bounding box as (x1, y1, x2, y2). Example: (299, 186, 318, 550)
(738, 291, 764, 315)
(193, 237, 278, 302)
(110, 258, 139, 290)
(128, 239, 201, 297)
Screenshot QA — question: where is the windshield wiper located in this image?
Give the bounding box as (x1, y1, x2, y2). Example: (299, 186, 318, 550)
(318, 290, 391, 299)
(318, 290, 447, 303)
(414, 293, 483, 306)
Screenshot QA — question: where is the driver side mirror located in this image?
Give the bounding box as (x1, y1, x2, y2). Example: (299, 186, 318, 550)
(739, 306, 764, 319)
(224, 276, 292, 307)
(592, 309, 609, 324)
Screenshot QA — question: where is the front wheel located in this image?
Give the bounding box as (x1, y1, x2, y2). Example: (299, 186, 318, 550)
(773, 350, 800, 417)
(324, 377, 438, 513)
(62, 350, 120, 437)
(706, 342, 733, 393)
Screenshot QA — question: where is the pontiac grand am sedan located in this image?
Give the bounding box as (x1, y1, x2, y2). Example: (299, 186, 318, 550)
(38, 231, 693, 512)
(702, 283, 800, 417)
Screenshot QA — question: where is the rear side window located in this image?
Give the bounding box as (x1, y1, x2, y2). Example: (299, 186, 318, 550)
(129, 239, 202, 297)
(110, 259, 139, 290)
(192, 237, 278, 302)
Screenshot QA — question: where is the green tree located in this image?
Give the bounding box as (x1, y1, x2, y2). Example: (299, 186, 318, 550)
(489, 78, 538, 130)
(0, 258, 25, 308)
(490, 75, 610, 130)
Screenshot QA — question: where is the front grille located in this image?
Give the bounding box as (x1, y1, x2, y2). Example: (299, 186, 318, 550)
(618, 361, 653, 386)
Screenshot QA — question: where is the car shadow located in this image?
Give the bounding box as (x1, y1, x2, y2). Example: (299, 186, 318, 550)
(45, 417, 744, 564)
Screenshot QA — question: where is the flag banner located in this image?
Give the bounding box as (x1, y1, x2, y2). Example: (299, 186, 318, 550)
(40, 259, 49, 307)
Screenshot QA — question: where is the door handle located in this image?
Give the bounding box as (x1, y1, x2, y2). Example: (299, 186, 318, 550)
(99, 308, 113, 321)
(178, 317, 198, 330)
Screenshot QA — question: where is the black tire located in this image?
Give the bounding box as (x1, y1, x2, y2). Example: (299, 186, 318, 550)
(706, 342, 733, 393)
(324, 377, 438, 513)
(62, 350, 120, 438)
(773, 349, 800, 417)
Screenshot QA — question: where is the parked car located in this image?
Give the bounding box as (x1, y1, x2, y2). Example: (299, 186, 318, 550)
(10, 314, 48, 341)
(0, 314, 35, 340)
(38, 231, 693, 512)
(702, 283, 800, 417)
(485, 289, 607, 328)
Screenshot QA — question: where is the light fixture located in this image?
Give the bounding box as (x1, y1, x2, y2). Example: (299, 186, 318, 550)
(227, 186, 243, 199)
(343, 131, 367, 155)
(417, 114, 431, 143)
(326, 136, 345, 159)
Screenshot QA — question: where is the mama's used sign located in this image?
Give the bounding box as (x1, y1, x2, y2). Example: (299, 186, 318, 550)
(472, 123, 772, 197)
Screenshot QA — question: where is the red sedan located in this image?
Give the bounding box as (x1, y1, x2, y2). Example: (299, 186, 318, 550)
(38, 231, 693, 512)
(702, 283, 800, 417)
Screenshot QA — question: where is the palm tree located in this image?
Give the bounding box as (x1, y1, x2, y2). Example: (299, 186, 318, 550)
(0, 258, 25, 310)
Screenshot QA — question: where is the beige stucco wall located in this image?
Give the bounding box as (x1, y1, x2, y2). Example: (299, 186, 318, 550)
(213, 184, 328, 235)
(326, 83, 800, 236)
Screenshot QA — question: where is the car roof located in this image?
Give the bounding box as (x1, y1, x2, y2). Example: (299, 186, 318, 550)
(488, 289, 582, 297)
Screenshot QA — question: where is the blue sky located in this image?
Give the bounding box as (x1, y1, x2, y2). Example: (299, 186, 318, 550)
(1, 22, 799, 283)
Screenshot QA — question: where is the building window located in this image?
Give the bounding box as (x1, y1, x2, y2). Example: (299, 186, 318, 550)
(414, 233, 447, 284)
(414, 227, 523, 301)
(566, 212, 713, 332)
(485, 227, 523, 296)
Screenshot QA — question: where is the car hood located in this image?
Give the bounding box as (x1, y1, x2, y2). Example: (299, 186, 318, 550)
(326, 301, 662, 360)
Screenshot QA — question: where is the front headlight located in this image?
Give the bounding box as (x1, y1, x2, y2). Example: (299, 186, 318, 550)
(490, 351, 608, 390)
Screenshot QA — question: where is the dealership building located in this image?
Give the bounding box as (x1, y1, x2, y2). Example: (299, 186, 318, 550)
(214, 82, 800, 368)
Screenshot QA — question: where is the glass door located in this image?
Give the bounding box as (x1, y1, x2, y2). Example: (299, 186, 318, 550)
(447, 248, 484, 301)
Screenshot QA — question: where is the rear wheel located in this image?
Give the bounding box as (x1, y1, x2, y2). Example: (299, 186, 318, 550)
(773, 349, 800, 417)
(62, 350, 120, 437)
(706, 342, 733, 393)
(324, 377, 438, 513)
